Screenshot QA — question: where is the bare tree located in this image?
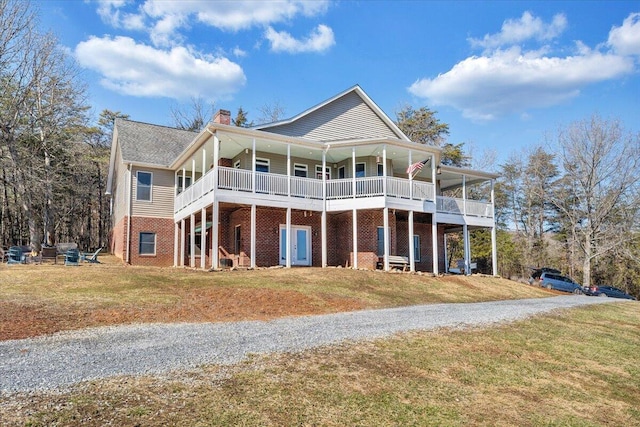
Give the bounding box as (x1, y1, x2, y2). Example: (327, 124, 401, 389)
(552, 115, 640, 287)
(170, 97, 215, 131)
(256, 100, 286, 124)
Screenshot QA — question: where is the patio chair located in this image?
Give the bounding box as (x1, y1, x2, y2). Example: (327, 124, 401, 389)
(7, 246, 26, 265)
(64, 248, 80, 266)
(81, 247, 102, 263)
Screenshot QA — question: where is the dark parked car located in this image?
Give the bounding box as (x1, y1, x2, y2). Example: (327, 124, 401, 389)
(536, 272, 583, 294)
(584, 285, 636, 300)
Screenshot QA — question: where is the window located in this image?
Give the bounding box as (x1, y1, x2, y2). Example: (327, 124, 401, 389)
(177, 175, 191, 194)
(136, 171, 152, 201)
(316, 165, 331, 180)
(255, 158, 269, 173)
(355, 163, 366, 178)
(234, 225, 241, 254)
(338, 166, 346, 179)
(294, 163, 308, 177)
(413, 235, 421, 262)
(377, 164, 384, 176)
(233, 160, 241, 169)
(139, 232, 156, 255)
(377, 227, 384, 256)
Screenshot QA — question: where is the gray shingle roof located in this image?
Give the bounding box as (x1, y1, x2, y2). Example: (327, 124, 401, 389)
(115, 119, 198, 167)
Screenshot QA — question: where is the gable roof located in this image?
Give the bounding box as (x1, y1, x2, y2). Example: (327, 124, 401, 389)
(253, 85, 410, 143)
(115, 119, 198, 167)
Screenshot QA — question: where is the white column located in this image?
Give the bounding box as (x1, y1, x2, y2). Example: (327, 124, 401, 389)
(286, 207, 291, 268)
(462, 175, 467, 216)
(200, 207, 207, 269)
(463, 223, 470, 276)
(382, 145, 387, 196)
(191, 159, 196, 185)
(491, 179, 498, 276)
(181, 167, 186, 192)
(202, 147, 207, 176)
(383, 207, 390, 271)
(190, 213, 195, 268)
(408, 151, 413, 199)
(443, 233, 449, 273)
(431, 154, 439, 275)
(321, 150, 327, 267)
(174, 222, 179, 267)
(250, 204, 256, 269)
(408, 210, 415, 272)
(213, 134, 220, 191)
(211, 200, 219, 269)
(352, 208, 358, 269)
(352, 147, 356, 198)
(287, 144, 291, 196)
(180, 218, 185, 267)
(251, 138, 256, 193)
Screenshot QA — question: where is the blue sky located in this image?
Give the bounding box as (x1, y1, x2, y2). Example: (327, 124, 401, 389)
(37, 1, 640, 168)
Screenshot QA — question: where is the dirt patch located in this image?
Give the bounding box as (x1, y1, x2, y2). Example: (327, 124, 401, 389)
(0, 288, 365, 341)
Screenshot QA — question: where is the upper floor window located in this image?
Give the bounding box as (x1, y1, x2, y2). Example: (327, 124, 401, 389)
(338, 166, 346, 179)
(377, 164, 384, 176)
(136, 171, 152, 201)
(255, 158, 269, 173)
(356, 163, 366, 178)
(177, 175, 191, 194)
(294, 163, 308, 177)
(316, 165, 331, 180)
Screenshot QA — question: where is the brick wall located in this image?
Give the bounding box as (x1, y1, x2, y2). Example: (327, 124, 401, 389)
(129, 216, 175, 266)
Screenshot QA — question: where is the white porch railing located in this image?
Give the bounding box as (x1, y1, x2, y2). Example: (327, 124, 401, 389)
(175, 168, 490, 219)
(437, 196, 493, 218)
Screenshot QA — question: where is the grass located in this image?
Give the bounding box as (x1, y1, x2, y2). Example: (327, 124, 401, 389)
(0, 256, 551, 340)
(2, 257, 637, 426)
(1, 303, 638, 426)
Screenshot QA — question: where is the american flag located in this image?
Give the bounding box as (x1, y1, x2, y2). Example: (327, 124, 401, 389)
(406, 159, 429, 177)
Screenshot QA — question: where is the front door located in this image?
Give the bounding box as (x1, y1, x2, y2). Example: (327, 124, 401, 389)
(279, 225, 311, 266)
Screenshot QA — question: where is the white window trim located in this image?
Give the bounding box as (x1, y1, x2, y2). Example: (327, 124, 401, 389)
(294, 163, 308, 177)
(255, 157, 270, 173)
(136, 171, 153, 202)
(315, 165, 331, 180)
(139, 232, 156, 256)
(233, 159, 241, 169)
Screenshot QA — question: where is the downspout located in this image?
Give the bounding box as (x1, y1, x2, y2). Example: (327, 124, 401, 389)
(126, 163, 132, 264)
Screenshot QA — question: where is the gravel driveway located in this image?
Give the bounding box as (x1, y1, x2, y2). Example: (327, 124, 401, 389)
(0, 296, 621, 394)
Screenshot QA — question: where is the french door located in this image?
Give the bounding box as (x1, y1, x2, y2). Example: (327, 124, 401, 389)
(279, 225, 311, 266)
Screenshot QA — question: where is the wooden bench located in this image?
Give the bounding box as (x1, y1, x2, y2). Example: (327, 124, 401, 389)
(41, 247, 58, 264)
(377, 255, 409, 271)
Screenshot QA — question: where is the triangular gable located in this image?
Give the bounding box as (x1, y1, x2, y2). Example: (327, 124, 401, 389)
(254, 85, 410, 142)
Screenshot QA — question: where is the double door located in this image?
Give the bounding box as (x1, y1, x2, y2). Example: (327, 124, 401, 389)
(279, 225, 311, 266)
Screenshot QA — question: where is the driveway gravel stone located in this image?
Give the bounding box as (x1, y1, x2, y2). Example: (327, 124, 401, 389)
(0, 295, 621, 394)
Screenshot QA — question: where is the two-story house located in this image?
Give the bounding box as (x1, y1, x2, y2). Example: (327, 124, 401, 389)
(106, 85, 498, 274)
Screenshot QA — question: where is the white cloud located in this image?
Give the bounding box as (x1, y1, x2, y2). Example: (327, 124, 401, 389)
(469, 11, 567, 50)
(95, 0, 331, 48)
(75, 36, 246, 100)
(410, 12, 638, 121)
(265, 24, 335, 53)
(608, 12, 640, 56)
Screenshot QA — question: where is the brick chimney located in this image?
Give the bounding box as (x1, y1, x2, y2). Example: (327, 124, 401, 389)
(213, 109, 231, 125)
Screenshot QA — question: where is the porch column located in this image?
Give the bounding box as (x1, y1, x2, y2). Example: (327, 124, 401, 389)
(408, 151, 413, 199)
(321, 150, 327, 267)
(200, 207, 207, 269)
(491, 179, 498, 276)
(431, 153, 439, 275)
(190, 213, 195, 268)
(352, 208, 358, 269)
(250, 204, 256, 269)
(352, 147, 356, 199)
(382, 145, 387, 196)
(202, 147, 207, 176)
(174, 221, 179, 267)
(286, 207, 291, 268)
(213, 134, 220, 191)
(463, 223, 470, 276)
(408, 210, 415, 272)
(462, 175, 467, 216)
(287, 144, 291, 196)
(182, 167, 186, 192)
(191, 159, 196, 185)
(383, 207, 390, 271)
(211, 200, 219, 269)
(251, 138, 256, 193)
(180, 218, 185, 267)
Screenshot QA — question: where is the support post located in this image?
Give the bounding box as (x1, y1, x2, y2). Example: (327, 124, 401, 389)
(190, 213, 195, 268)
(200, 207, 207, 269)
(352, 208, 358, 269)
(383, 207, 390, 271)
(408, 210, 415, 272)
(286, 207, 291, 268)
(180, 218, 185, 267)
(432, 153, 439, 275)
(174, 221, 179, 267)
(251, 204, 256, 269)
(211, 201, 219, 269)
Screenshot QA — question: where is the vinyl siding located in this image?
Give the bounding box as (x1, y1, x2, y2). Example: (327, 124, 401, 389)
(131, 166, 175, 218)
(111, 144, 128, 226)
(263, 91, 399, 141)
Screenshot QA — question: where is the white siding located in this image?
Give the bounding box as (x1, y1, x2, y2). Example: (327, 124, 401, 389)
(264, 92, 398, 141)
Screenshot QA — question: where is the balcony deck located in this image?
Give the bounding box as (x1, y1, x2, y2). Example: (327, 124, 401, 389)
(174, 166, 493, 222)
